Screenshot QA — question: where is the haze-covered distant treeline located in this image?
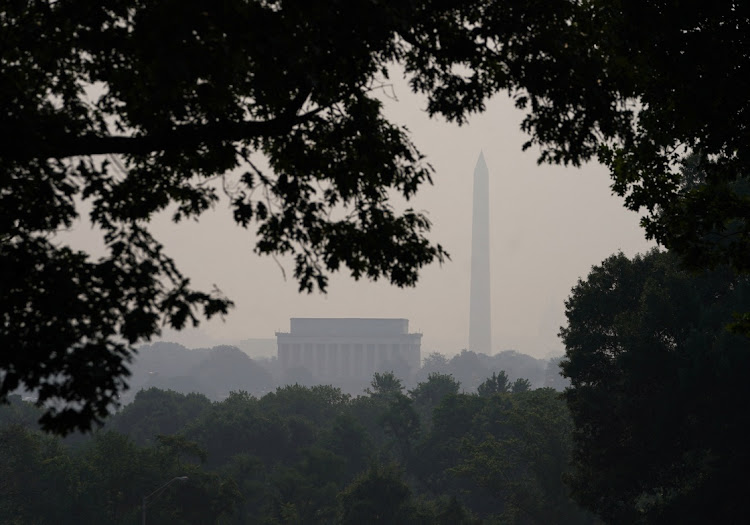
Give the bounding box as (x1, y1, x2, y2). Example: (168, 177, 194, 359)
(1, 372, 593, 524)
(122, 342, 568, 402)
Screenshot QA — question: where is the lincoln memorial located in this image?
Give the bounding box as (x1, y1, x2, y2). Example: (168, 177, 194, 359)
(276, 318, 421, 381)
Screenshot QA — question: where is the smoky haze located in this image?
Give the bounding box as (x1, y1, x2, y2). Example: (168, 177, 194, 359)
(63, 76, 653, 358)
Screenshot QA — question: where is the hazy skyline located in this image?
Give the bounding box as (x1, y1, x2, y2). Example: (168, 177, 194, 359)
(64, 74, 654, 358)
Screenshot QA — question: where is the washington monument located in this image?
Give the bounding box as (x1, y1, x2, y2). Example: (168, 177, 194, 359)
(469, 152, 491, 354)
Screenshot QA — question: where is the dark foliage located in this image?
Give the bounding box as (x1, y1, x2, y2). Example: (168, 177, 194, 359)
(561, 250, 750, 522)
(0, 371, 591, 524)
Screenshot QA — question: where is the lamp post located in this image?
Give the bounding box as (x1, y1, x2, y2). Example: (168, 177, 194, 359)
(141, 476, 188, 525)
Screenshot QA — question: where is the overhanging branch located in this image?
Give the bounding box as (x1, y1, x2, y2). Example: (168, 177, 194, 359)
(2, 109, 320, 161)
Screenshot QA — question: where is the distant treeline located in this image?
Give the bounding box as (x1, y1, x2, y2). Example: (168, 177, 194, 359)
(0, 372, 594, 524)
(120, 341, 568, 403)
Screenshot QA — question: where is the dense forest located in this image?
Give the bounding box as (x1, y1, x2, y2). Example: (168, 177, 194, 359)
(1, 370, 593, 524)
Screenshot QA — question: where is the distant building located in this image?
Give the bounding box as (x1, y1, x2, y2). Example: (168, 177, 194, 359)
(276, 318, 421, 381)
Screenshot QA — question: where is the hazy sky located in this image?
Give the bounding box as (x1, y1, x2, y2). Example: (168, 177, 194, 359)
(67, 74, 654, 359)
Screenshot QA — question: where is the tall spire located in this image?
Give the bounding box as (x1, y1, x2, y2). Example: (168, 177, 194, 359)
(469, 152, 491, 354)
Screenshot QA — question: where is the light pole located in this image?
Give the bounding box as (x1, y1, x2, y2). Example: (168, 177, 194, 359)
(141, 476, 188, 525)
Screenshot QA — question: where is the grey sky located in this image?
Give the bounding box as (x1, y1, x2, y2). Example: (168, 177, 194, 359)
(65, 76, 653, 358)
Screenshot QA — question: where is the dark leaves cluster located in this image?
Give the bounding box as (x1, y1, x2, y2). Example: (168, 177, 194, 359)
(560, 250, 750, 522)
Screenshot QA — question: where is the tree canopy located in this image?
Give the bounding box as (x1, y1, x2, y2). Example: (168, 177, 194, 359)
(560, 250, 750, 522)
(477, 1, 750, 274)
(1, 373, 588, 524)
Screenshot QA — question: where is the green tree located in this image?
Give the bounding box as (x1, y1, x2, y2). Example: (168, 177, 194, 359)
(561, 250, 750, 522)
(337, 464, 417, 525)
(265, 447, 346, 524)
(477, 371, 512, 397)
(319, 414, 373, 479)
(454, 389, 592, 524)
(184, 390, 289, 468)
(510, 378, 531, 394)
(107, 387, 211, 445)
(156, 434, 207, 467)
(411, 393, 485, 498)
(409, 372, 461, 426)
(165, 470, 242, 525)
(0, 425, 77, 524)
(259, 384, 350, 427)
(379, 393, 421, 463)
(366, 372, 405, 401)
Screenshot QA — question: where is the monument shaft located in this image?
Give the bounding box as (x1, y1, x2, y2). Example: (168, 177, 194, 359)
(469, 152, 491, 354)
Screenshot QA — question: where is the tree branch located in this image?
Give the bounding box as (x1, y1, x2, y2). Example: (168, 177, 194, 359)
(2, 109, 321, 161)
